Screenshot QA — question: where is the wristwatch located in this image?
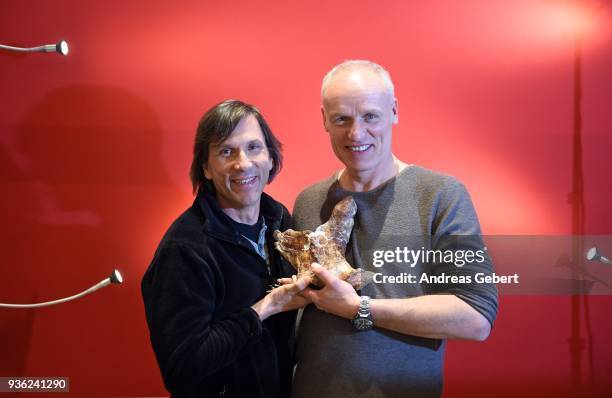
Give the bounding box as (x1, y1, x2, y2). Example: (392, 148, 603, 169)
(352, 296, 374, 331)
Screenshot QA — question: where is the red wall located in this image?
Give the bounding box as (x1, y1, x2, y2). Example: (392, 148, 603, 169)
(1, 1, 611, 396)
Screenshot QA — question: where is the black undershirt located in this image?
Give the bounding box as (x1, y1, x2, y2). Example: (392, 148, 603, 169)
(228, 214, 264, 243)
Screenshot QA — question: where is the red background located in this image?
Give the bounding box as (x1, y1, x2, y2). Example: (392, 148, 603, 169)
(1, 1, 611, 396)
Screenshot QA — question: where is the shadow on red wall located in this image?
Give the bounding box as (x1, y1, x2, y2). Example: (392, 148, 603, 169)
(0, 85, 179, 396)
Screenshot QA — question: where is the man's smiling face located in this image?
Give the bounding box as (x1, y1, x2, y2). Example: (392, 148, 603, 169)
(204, 114, 273, 215)
(322, 68, 398, 177)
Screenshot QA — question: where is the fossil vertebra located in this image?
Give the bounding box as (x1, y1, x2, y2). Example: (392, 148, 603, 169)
(273, 196, 373, 290)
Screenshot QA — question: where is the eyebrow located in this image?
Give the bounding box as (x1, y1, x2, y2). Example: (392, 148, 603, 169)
(213, 138, 265, 148)
(330, 108, 382, 117)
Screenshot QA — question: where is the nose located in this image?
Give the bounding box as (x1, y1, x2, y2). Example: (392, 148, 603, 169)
(347, 119, 365, 141)
(233, 149, 252, 170)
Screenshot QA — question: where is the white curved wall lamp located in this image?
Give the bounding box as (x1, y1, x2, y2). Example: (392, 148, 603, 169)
(0, 40, 69, 56)
(0, 270, 123, 308)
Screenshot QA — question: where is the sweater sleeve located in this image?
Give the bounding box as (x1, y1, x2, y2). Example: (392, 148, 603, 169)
(428, 178, 499, 327)
(141, 242, 263, 392)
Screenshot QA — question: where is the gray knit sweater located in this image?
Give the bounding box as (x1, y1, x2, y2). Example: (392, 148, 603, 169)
(291, 165, 498, 398)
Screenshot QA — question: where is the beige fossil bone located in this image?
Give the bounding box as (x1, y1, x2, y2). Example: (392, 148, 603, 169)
(273, 196, 373, 290)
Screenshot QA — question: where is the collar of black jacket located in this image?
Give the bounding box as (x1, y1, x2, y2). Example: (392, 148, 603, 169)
(193, 182, 285, 243)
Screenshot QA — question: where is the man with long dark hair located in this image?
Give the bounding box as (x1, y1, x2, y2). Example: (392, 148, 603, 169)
(142, 100, 309, 397)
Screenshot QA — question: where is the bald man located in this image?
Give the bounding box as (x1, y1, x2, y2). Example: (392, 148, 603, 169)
(290, 60, 499, 398)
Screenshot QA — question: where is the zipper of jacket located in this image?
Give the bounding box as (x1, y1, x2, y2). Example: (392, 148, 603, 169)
(204, 227, 280, 286)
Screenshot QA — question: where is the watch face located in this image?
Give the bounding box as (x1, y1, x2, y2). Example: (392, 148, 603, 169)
(354, 317, 373, 331)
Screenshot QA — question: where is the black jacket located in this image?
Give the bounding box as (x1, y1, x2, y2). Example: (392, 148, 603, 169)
(142, 188, 295, 398)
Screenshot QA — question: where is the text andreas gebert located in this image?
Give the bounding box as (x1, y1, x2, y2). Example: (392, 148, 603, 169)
(371, 246, 519, 285)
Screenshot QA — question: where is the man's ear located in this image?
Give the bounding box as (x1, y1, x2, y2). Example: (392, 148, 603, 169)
(203, 164, 211, 180)
(392, 98, 399, 124)
(321, 106, 329, 132)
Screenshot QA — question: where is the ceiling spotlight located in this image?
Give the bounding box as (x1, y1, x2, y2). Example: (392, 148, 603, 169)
(0, 40, 69, 56)
(586, 247, 612, 265)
